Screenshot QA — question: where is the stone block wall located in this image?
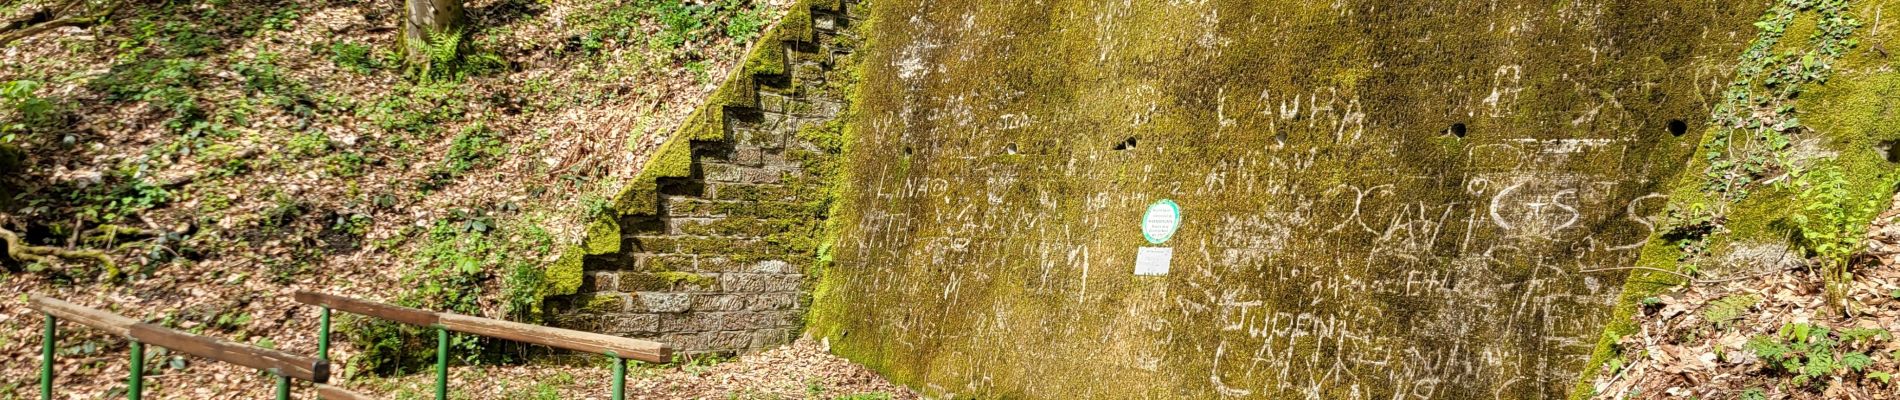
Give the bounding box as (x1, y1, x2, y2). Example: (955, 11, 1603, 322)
(547, 2, 862, 355)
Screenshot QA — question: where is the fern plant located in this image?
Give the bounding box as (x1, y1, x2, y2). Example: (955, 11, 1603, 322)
(1788, 165, 1880, 312)
(1747, 323, 1891, 387)
(415, 28, 465, 80)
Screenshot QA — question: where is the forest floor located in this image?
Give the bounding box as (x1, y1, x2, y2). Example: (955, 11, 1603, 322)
(0, 0, 910, 398)
(1588, 192, 1900, 399)
(350, 338, 915, 400)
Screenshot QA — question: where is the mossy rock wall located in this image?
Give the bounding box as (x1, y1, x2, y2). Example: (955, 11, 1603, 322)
(1579, 0, 1900, 395)
(808, 0, 1776, 398)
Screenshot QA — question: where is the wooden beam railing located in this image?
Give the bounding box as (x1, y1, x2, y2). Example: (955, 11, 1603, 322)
(28, 295, 368, 400)
(294, 291, 673, 400)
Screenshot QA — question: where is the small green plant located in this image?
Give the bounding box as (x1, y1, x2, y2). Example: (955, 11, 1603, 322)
(421, 123, 505, 191)
(423, 29, 464, 77)
(261, 7, 301, 32)
(502, 371, 569, 400)
(330, 41, 379, 73)
(1701, 294, 1760, 329)
(352, 213, 559, 373)
(686, 60, 711, 84)
(236, 52, 301, 98)
(1740, 388, 1766, 400)
(444, 123, 504, 174)
(653, 0, 710, 48)
(336, 214, 374, 236)
(412, 29, 506, 81)
(1747, 322, 1891, 387)
(367, 81, 464, 135)
(79, 176, 171, 223)
(287, 131, 331, 158)
(676, 353, 727, 375)
(805, 379, 826, 398)
(325, 152, 369, 177)
(2, 80, 58, 136)
(1788, 165, 1880, 312)
(90, 58, 207, 133)
(721, 0, 766, 42)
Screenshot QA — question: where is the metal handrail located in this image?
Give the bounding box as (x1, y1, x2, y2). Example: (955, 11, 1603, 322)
(293, 291, 673, 400)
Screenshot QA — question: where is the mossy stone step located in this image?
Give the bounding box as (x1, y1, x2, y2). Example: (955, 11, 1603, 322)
(699, 162, 788, 184)
(667, 216, 796, 237)
(706, 182, 802, 202)
(660, 196, 810, 219)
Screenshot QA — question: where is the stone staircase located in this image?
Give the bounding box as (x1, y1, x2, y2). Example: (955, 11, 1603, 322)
(548, 1, 861, 355)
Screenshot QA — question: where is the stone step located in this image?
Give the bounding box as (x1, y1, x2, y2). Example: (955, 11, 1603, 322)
(666, 216, 795, 237)
(620, 232, 813, 258)
(705, 183, 800, 202)
(660, 196, 809, 219)
(698, 162, 785, 185)
(657, 310, 801, 332)
(574, 273, 805, 306)
(622, 236, 764, 257)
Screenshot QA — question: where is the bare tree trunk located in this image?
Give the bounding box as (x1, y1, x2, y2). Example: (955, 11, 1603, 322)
(403, 0, 465, 67)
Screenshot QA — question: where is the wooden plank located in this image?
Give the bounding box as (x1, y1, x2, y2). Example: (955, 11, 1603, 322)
(438, 313, 673, 362)
(27, 295, 138, 337)
(293, 291, 439, 327)
(314, 384, 374, 400)
(128, 323, 329, 383)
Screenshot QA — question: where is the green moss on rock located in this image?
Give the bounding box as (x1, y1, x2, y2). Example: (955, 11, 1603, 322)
(583, 216, 620, 255)
(545, 245, 587, 296)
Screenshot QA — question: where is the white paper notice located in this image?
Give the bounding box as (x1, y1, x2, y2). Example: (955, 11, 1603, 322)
(1134, 247, 1172, 276)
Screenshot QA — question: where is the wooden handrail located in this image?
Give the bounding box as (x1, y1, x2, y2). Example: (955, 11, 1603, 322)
(314, 383, 372, 400)
(292, 291, 672, 362)
(293, 291, 439, 327)
(438, 313, 672, 362)
(28, 295, 138, 337)
(30, 295, 333, 399)
(128, 323, 329, 383)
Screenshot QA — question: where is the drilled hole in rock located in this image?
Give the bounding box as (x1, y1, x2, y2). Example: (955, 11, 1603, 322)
(1004, 143, 1019, 155)
(1112, 137, 1138, 151)
(1448, 123, 1468, 138)
(1667, 119, 1688, 137)
(1880, 140, 1900, 163)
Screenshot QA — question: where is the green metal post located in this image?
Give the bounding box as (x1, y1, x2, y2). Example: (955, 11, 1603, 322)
(611, 354, 626, 400)
(128, 341, 144, 400)
(275, 372, 290, 400)
(435, 327, 448, 400)
(317, 307, 331, 362)
(41, 314, 55, 400)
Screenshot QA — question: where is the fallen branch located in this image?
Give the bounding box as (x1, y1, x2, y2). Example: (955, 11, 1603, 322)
(0, 0, 121, 47)
(0, 226, 117, 278)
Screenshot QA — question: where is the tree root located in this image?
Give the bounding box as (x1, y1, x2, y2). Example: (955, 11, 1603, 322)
(80, 224, 168, 247)
(0, 226, 117, 278)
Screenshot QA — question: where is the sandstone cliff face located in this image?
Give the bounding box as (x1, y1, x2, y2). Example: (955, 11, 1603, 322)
(807, 1, 1769, 398)
(554, 0, 1900, 398)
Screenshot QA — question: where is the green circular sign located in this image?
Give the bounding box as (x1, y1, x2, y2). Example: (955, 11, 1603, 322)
(1141, 199, 1181, 244)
